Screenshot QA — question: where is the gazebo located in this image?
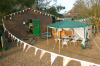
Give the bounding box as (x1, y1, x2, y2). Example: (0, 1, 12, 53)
(47, 20, 89, 53)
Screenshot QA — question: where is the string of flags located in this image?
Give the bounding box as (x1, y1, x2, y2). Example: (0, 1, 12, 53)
(3, 8, 55, 19)
(2, 22, 100, 66)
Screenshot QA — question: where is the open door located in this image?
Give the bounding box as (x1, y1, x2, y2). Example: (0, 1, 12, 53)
(32, 19, 39, 36)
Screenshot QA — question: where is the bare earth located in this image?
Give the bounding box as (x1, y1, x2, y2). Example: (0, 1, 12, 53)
(0, 34, 100, 66)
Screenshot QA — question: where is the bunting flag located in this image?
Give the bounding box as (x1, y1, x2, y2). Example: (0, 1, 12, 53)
(51, 53, 57, 65)
(40, 50, 46, 59)
(10, 14, 12, 16)
(11, 34, 13, 42)
(2, 19, 3, 22)
(81, 62, 93, 66)
(4, 16, 6, 19)
(25, 9, 27, 11)
(42, 13, 44, 15)
(63, 57, 72, 66)
(23, 10, 24, 12)
(34, 10, 36, 12)
(35, 48, 39, 55)
(20, 41, 22, 48)
(50, 15, 52, 17)
(28, 8, 30, 10)
(20, 11, 21, 13)
(40, 12, 41, 14)
(7, 15, 9, 17)
(14, 37, 16, 42)
(26, 45, 31, 52)
(3, 23, 5, 32)
(12, 35, 15, 42)
(17, 39, 19, 46)
(10, 17, 12, 19)
(31, 9, 33, 11)
(23, 43, 27, 51)
(13, 13, 15, 15)
(8, 31, 9, 37)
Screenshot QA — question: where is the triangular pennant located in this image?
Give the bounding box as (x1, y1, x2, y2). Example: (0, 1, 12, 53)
(11, 35, 14, 42)
(10, 14, 12, 16)
(20, 11, 21, 13)
(40, 12, 41, 14)
(17, 12, 18, 14)
(81, 62, 93, 66)
(2, 19, 3, 22)
(7, 15, 9, 17)
(20, 41, 22, 48)
(31, 9, 33, 11)
(40, 50, 46, 59)
(14, 37, 16, 42)
(17, 39, 19, 46)
(28, 8, 30, 10)
(8, 31, 9, 37)
(34, 10, 36, 12)
(4, 16, 6, 19)
(42, 13, 44, 15)
(23, 43, 27, 51)
(23, 10, 24, 12)
(25, 9, 27, 11)
(50, 15, 52, 17)
(35, 48, 39, 55)
(63, 57, 72, 66)
(26, 45, 31, 52)
(51, 53, 57, 65)
(13, 13, 15, 15)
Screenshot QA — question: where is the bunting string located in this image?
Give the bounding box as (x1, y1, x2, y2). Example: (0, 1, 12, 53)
(2, 14, 100, 66)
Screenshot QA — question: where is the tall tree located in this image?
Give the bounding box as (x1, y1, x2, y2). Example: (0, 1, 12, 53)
(0, 0, 35, 19)
(74, 0, 89, 18)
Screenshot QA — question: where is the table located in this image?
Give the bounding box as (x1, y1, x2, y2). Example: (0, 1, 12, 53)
(62, 35, 74, 39)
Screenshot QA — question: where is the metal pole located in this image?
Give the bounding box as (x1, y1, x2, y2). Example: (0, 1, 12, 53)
(59, 30, 60, 53)
(47, 26, 49, 45)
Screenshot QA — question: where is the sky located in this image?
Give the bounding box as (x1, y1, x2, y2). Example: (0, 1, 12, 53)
(50, 0, 77, 14)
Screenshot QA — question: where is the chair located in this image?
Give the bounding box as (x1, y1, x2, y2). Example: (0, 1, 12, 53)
(70, 37, 79, 46)
(62, 39, 69, 48)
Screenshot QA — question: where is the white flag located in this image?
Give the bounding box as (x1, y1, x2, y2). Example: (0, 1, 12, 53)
(35, 48, 39, 55)
(63, 57, 71, 66)
(81, 62, 93, 66)
(40, 50, 46, 59)
(51, 53, 57, 65)
(23, 43, 27, 51)
(17, 39, 19, 46)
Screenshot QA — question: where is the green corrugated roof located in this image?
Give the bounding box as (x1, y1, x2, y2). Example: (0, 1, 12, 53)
(48, 20, 88, 28)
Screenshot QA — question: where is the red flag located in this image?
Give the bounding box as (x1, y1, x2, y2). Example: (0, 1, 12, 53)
(26, 45, 31, 52)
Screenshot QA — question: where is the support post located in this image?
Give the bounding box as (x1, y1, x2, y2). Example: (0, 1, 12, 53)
(59, 30, 60, 53)
(47, 27, 49, 45)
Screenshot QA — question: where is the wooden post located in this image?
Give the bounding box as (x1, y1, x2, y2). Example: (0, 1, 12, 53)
(47, 27, 48, 45)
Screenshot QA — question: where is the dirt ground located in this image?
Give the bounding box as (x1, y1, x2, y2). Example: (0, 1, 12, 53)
(0, 34, 100, 66)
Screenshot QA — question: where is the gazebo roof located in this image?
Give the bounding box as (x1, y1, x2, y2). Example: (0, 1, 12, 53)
(48, 20, 88, 28)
